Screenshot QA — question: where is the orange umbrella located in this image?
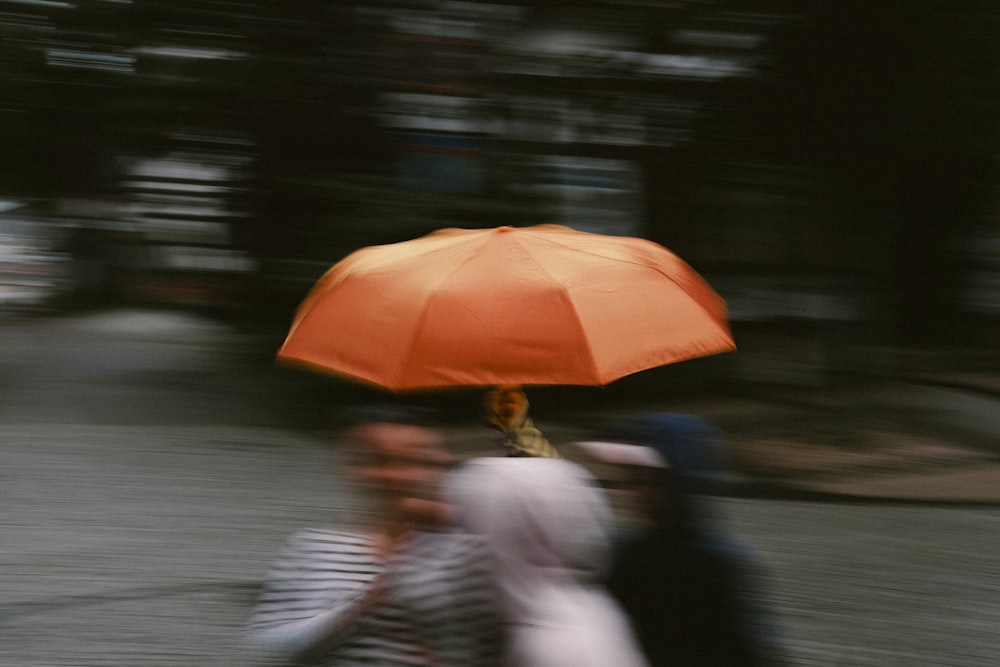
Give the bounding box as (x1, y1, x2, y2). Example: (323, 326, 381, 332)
(278, 224, 735, 391)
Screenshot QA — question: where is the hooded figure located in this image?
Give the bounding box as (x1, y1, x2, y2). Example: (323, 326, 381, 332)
(604, 413, 791, 667)
(445, 457, 649, 667)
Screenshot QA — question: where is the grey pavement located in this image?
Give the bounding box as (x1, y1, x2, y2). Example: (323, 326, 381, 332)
(2, 308, 1000, 665)
(0, 423, 357, 666)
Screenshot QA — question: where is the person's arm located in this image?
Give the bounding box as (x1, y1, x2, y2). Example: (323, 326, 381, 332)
(245, 530, 385, 661)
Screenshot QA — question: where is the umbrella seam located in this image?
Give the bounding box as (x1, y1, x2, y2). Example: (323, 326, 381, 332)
(513, 233, 606, 385)
(397, 233, 491, 389)
(524, 229, 732, 333)
(518, 230, 734, 381)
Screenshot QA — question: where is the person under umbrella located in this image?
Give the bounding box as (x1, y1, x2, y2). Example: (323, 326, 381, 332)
(482, 385, 560, 458)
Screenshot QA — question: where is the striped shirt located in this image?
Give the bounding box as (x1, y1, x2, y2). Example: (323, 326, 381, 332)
(246, 527, 501, 666)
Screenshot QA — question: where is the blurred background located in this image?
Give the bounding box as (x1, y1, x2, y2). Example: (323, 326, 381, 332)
(2, 0, 998, 386)
(2, 2, 1000, 665)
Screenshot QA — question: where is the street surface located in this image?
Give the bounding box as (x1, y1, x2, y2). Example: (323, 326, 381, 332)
(1, 310, 998, 666)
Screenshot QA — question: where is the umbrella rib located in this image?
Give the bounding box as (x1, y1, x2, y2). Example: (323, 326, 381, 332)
(518, 231, 733, 380)
(527, 232, 731, 332)
(514, 237, 605, 385)
(396, 236, 490, 389)
(562, 292, 606, 385)
(398, 291, 436, 389)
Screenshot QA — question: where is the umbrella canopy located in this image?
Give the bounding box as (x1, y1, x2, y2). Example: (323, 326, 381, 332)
(278, 224, 735, 391)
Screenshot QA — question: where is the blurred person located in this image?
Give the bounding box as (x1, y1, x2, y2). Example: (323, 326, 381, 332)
(482, 385, 561, 458)
(245, 405, 502, 666)
(594, 413, 791, 667)
(444, 456, 649, 667)
(570, 440, 670, 542)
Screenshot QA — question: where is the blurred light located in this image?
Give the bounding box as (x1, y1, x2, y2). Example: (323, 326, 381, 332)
(158, 246, 256, 273)
(636, 52, 750, 79)
(7, 0, 73, 7)
(46, 49, 135, 73)
(131, 46, 248, 61)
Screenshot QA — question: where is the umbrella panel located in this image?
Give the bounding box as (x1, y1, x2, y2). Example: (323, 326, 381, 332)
(278, 225, 735, 390)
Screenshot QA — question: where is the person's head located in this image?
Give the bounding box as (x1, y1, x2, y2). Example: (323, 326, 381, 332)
(444, 458, 616, 622)
(446, 457, 613, 578)
(343, 405, 453, 526)
(572, 440, 680, 530)
(600, 412, 730, 533)
(483, 384, 529, 431)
